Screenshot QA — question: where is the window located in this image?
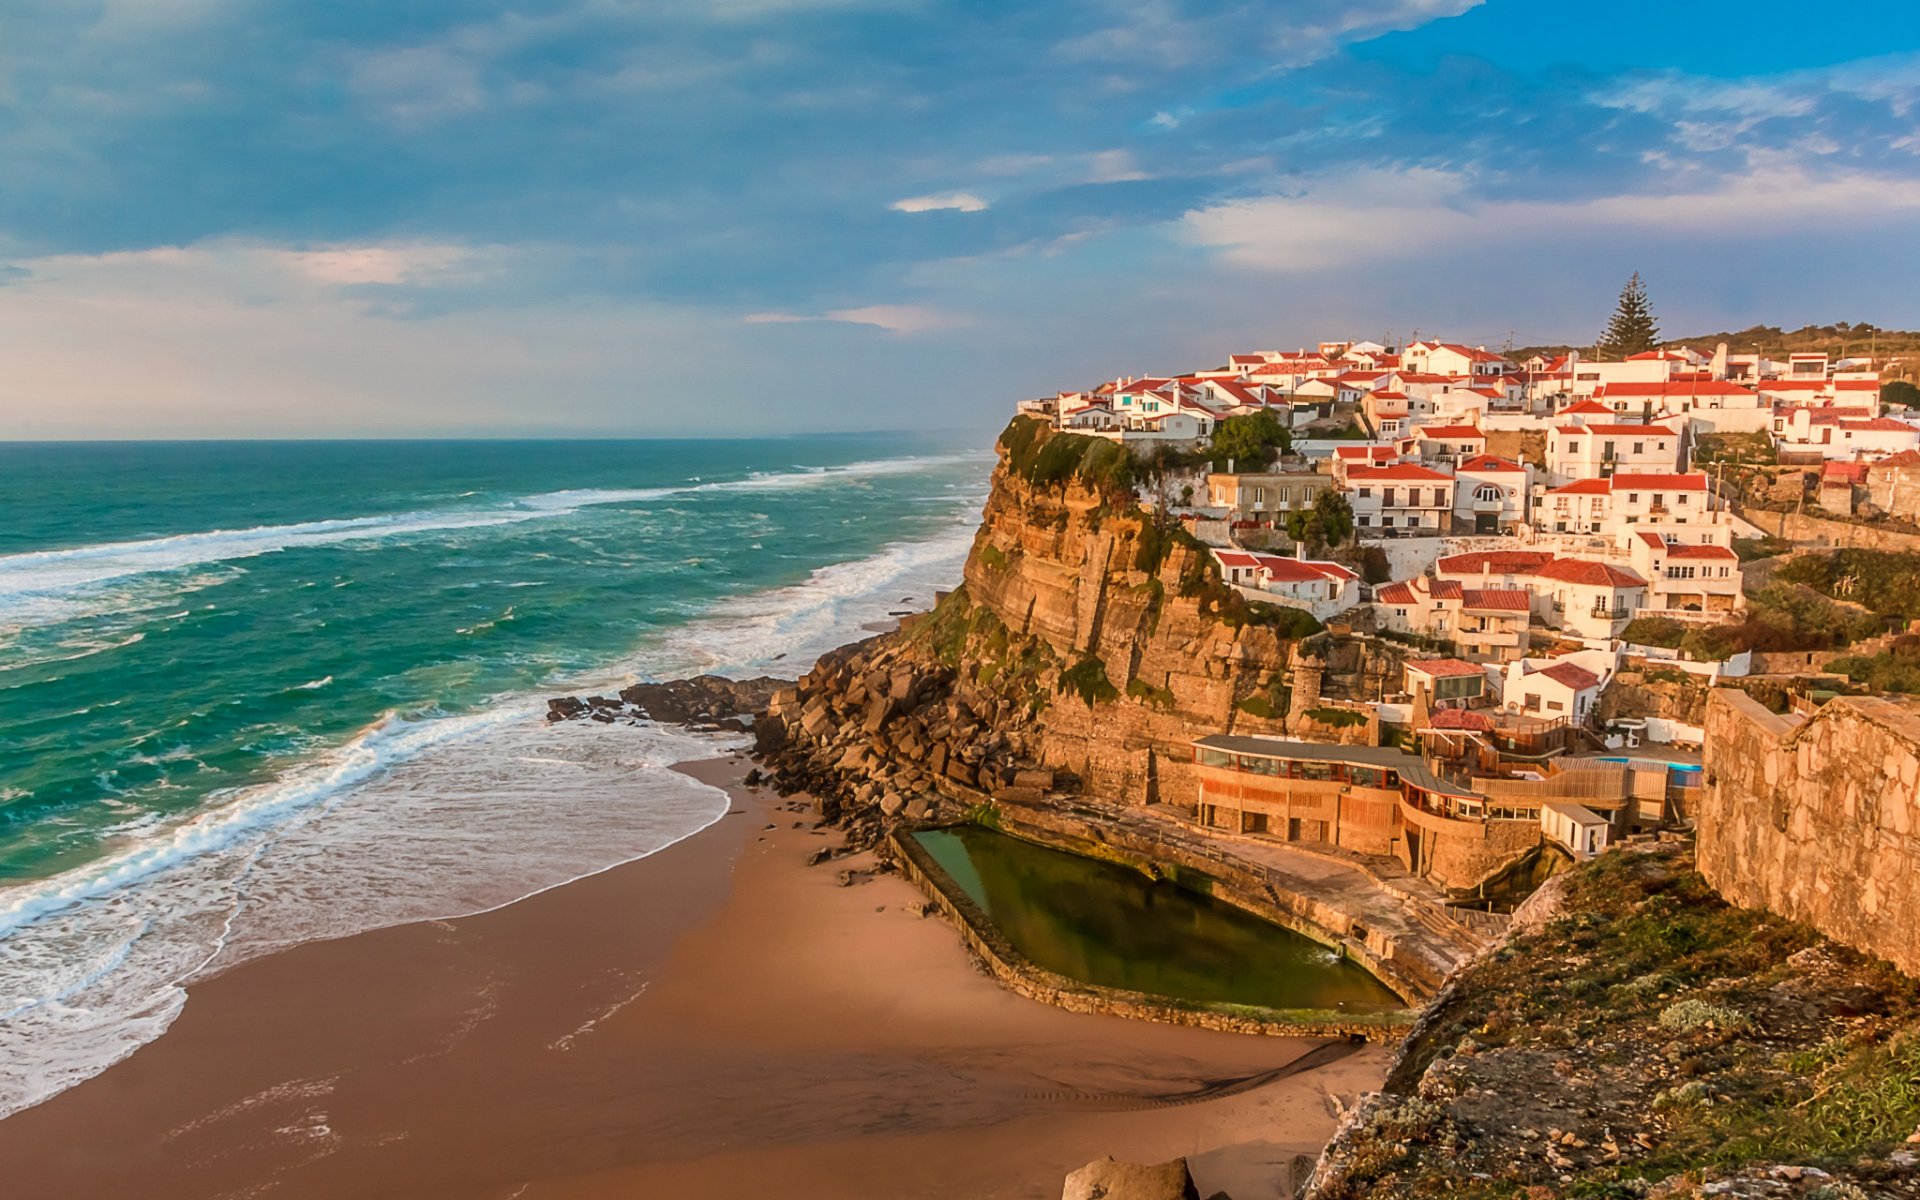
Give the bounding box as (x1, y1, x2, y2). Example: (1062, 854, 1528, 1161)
(1678, 494, 1690, 504)
(1405, 516, 1420, 527)
(1475, 484, 1502, 503)
(1628, 493, 1640, 503)
(1547, 699, 1565, 712)
(1524, 692, 1542, 711)
(1633, 442, 1644, 454)
(1358, 487, 1372, 499)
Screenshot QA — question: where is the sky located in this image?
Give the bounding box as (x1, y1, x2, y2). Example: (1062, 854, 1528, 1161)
(3, 0, 1919, 438)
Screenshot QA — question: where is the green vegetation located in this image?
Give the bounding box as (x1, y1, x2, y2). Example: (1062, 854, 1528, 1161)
(1207, 409, 1291, 471)
(999, 415, 1137, 497)
(1125, 677, 1177, 709)
(1827, 635, 1920, 693)
(1285, 488, 1356, 552)
(1303, 706, 1368, 729)
(1133, 515, 1205, 575)
(1235, 676, 1292, 720)
(1620, 615, 1742, 662)
(1596, 272, 1660, 358)
(1323, 845, 1920, 1200)
(1693, 431, 1777, 466)
(1517, 321, 1920, 367)
(1620, 616, 1686, 649)
(1776, 549, 1920, 623)
(912, 586, 977, 667)
(1732, 535, 1791, 562)
(1886, 379, 1920, 409)
(978, 543, 1011, 572)
(1057, 656, 1119, 706)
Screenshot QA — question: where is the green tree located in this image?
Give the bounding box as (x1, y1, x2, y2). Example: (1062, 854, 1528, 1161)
(1596, 272, 1661, 358)
(1207, 410, 1292, 471)
(1285, 488, 1354, 552)
(1883, 380, 1920, 410)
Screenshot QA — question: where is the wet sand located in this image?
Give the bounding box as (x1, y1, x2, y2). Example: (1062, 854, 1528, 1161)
(0, 756, 1386, 1199)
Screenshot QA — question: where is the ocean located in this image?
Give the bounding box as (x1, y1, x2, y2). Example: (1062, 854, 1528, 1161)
(0, 437, 990, 1118)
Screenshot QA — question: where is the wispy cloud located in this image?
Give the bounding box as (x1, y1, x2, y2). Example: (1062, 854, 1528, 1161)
(890, 193, 990, 214)
(745, 304, 956, 333)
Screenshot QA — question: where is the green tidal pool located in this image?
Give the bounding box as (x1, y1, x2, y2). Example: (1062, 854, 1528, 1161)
(915, 826, 1405, 1014)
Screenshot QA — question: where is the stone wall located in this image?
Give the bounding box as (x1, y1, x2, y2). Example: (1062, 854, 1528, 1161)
(1736, 506, 1920, 552)
(1699, 690, 1920, 976)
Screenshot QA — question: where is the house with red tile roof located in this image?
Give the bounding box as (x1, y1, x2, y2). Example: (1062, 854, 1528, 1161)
(1343, 463, 1456, 536)
(1210, 548, 1359, 620)
(1626, 533, 1743, 614)
(1403, 341, 1511, 379)
(1375, 573, 1533, 663)
(1434, 550, 1650, 640)
(1453, 454, 1531, 534)
(1775, 406, 1920, 462)
(1505, 658, 1605, 725)
(1546, 419, 1682, 484)
(1412, 422, 1488, 466)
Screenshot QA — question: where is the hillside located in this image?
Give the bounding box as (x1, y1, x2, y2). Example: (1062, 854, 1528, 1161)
(1306, 842, 1920, 1200)
(1515, 322, 1920, 378)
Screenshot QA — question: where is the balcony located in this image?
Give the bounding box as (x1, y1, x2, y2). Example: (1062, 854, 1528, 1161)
(1589, 604, 1630, 621)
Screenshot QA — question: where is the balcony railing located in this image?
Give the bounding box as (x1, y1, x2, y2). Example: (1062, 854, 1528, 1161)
(1589, 604, 1630, 620)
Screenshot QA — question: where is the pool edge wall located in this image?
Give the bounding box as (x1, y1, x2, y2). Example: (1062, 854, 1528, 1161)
(892, 829, 1415, 1043)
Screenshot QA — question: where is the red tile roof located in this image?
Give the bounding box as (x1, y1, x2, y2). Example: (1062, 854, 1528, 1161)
(1555, 423, 1678, 436)
(1841, 418, 1919, 432)
(1427, 708, 1495, 731)
(1416, 424, 1486, 440)
(1664, 543, 1738, 560)
(1458, 455, 1524, 472)
(1872, 450, 1920, 469)
(1429, 579, 1464, 600)
(1463, 588, 1531, 611)
(1536, 661, 1602, 691)
(1610, 472, 1708, 490)
(1597, 381, 1754, 397)
(1346, 464, 1455, 483)
(1406, 658, 1486, 678)
(1560, 400, 1616, 415)
(1375, 581, 1416, 604)
(1547, 479, 1613, 495)
(1435, 550, 1555, 575)
(1533, 559, 1648, 588)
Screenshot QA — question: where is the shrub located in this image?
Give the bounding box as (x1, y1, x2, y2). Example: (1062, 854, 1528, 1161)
(1208, 410, 1292, 471)
(1125, 678, 1177, 709)
(1622, 616, 1687, 649)
(1777, 549, 1920, 623)
(1057, 656, 1118, 706)
(978, 544, 1010, 572)
(1659, 999, 1753, 1034)
(1304, 706, 1368, 729)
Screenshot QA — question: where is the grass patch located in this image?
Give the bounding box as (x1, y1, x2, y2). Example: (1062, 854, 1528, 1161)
(978, 543, 1011, 572)
(1303, 705, 1368, 729)
(1125, 677, 1177, 709)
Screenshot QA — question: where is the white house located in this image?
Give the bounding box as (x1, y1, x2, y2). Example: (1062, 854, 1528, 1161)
(1412, 423, 1488, 466)
(1345, 464, 1456, 536)
(1628, 533, 1744, 615)
(1504, 657, 1605, 724)
(1404, 341, 1510, 378)
(1212, 549, 1359, 620)
(1453, 454, 1531, 534)
(1543, 802, 1610, 857)
(1436, 551, 1648, 639)
(1775, 410, 1920, 461)
(1546, 420, 1682, 483)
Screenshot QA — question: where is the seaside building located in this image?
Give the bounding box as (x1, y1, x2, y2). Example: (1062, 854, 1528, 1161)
(1344, 464, 1456, 535)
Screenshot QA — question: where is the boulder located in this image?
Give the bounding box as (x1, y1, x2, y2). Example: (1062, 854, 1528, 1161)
(546, 696, 589, 722)
(1013, 768, 1055, 791)
(879, 792, 907, 817)
(1060, 1157, 1200, 1200)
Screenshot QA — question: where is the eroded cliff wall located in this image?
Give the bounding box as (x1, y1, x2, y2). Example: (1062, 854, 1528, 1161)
(1699, 689, 1920, 977)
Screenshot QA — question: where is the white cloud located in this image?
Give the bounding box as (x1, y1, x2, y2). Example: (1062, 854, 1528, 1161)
(890, 192, 990, 213)
(1180, 166, 1920, 272)
(744, 304, 955, 334)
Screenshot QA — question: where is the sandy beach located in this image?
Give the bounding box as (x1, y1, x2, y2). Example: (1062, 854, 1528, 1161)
(0, 755, 1387, 1200)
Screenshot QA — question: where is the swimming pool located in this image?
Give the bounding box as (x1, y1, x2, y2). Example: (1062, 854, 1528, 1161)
(1600, 756, 1703, 775)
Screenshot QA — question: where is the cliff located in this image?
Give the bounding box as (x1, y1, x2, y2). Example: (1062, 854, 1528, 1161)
(752, 418, 1439, 863)
(1700, 690, 1920, 977)
(1304, 841, 1920, 1200)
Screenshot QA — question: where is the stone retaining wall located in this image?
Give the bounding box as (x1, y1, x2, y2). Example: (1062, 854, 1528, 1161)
(893, 828, 1413, 1042)
(1699, 690, 1920, 977)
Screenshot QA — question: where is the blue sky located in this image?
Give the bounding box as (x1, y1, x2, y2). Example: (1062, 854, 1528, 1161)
(2, 0, 1918, 437)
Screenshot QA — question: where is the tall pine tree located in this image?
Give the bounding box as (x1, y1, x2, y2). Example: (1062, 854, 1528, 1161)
(1596, 272, 1660, 358)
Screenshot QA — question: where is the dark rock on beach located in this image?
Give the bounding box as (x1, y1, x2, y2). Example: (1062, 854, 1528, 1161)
(544, 674, 792, 729)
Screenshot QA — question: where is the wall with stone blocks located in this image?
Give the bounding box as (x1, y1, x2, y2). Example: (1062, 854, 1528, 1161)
(1699, 690, 1920, 977)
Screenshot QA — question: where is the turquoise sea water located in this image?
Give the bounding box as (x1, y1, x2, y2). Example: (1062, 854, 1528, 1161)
(0, 436, 989, 1116)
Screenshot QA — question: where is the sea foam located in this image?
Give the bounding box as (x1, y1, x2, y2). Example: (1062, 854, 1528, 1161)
(0, 504, 979, 1121)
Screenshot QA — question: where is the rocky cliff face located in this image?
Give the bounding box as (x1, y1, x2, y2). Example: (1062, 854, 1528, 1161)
(755, 419, 1388, 830)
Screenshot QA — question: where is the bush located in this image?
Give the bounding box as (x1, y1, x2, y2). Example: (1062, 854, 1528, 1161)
(1304, 706, 1368, 729)
(1827, 635, 1920, 693)
(1207, 410, 1291, 471)
(1622, 616, 1687, 649)
(1777, 549, 1920, 622)
(999, 416, 1137, 498)
(1732, 535, 1791, 562)
(1057, 656, 1118, 706)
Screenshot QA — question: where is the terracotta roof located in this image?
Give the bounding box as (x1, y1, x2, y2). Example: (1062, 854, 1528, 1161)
(1664, 543, 1738, 560)
(1375, 582, 1416, 604)
(1346, 464, 1455, 483)
(1548, 479, 1613, 495)
(1429, 579, 1464, 600)
(1871, 450, 1920, 469)
(1841, 418, 1920, 433)
(1535, 661, 1602, 691)
(1255, 555, 1357, 583)
(1406, 658, 1486, 678)
(1458, 455, 1524, 472)
(1560, 400, 1616, 415)
(1417, 424, 1486, 440)
(1463, 588, 1531, 611)
(1435, 550, 1555, 575)
(1214, 551, 1261, 568)
(1533, 559, 1648, 588)
(1823, 461, 1870, 483)
(1335, 445, 1399, 462)
(1610, 472, 1708, 490)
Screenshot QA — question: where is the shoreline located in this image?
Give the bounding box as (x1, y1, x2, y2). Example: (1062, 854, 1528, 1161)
(0, 751, 1388, 1199)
